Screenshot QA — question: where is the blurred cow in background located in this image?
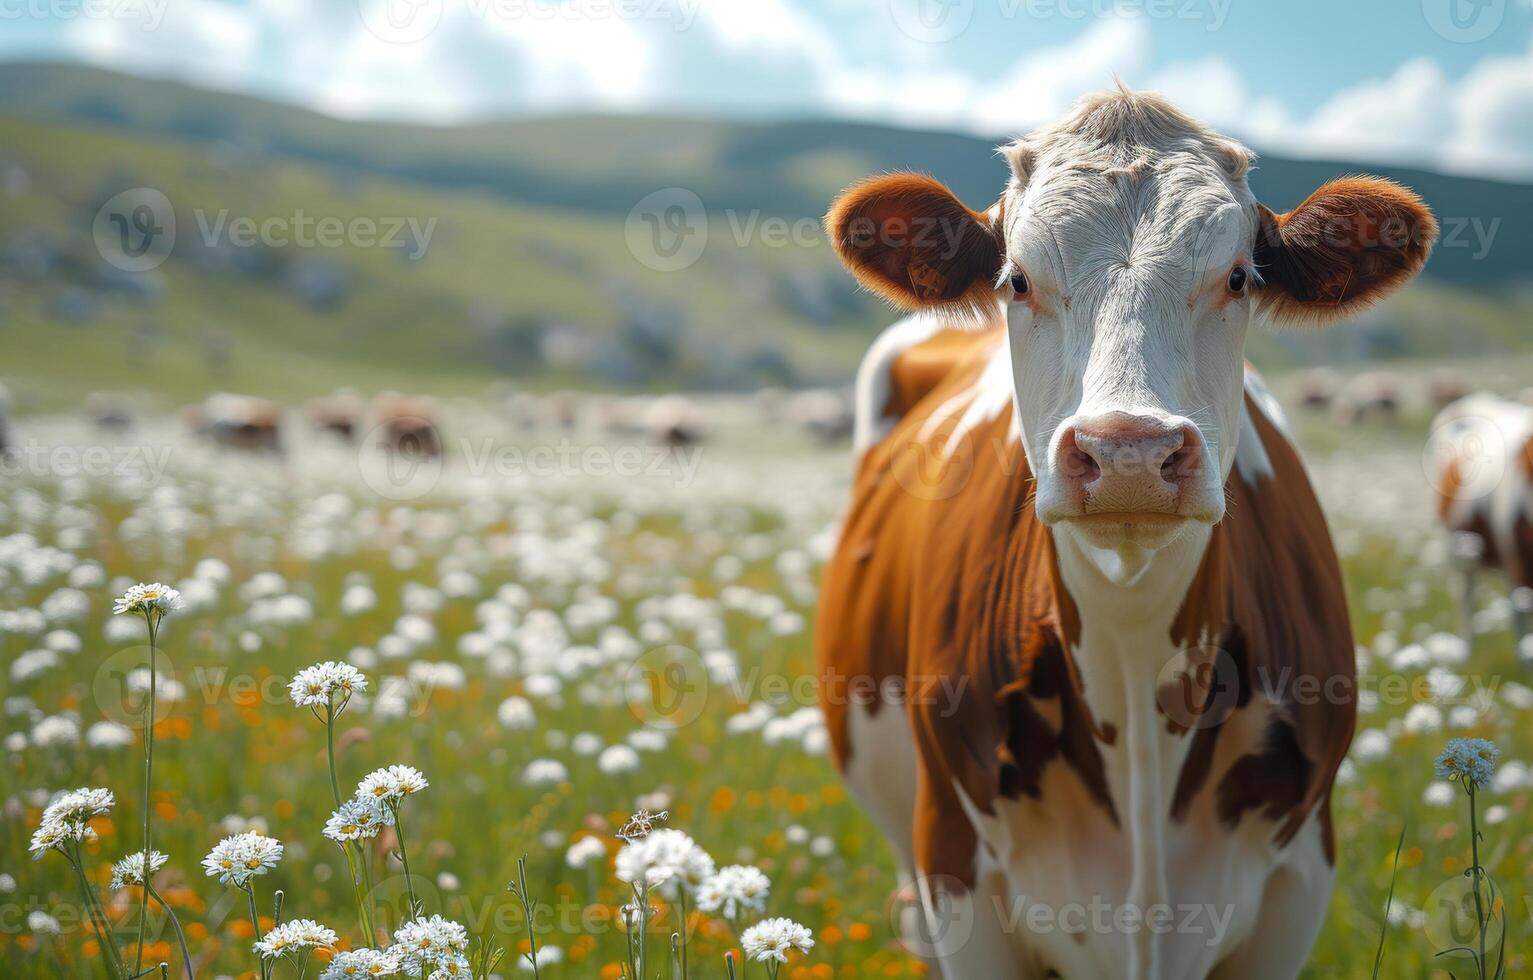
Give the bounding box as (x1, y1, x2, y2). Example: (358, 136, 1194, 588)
(372, 394, 442, 459)
(1333, 370, 1401, 426)
(185, 393, 283, 452)
(1294, 368, 1338, 414)
(309, 390, 364, 441)
(784, 388, 853, 444)
(1427, 369, 1468, 412)
(1431, 392, 1533, 662)
(642, 395, 707, 447)
(86, 393, 134, 434)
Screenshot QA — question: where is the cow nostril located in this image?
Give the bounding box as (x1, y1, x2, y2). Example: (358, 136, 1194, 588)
(1067, 445, 1101, 483)
(1161, 444, 1199, 484)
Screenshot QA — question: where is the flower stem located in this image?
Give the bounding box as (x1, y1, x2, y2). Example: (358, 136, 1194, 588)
(391, 803, 419, 916)
(135, 612, 159, 976)
(677, 888, 690, 980)
(68, 844, 124, 979)
(244, 885, 268, 980)
(324, 699, 342, 809)
(1467, 783, 1487, 980)
(146, 883, 194, 980)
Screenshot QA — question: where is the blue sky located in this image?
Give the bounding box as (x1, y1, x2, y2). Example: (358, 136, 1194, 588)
(3, 0, 1533, 179)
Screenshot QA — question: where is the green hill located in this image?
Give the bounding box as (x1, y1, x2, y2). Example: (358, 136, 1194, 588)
(0, 62, 1529, 410)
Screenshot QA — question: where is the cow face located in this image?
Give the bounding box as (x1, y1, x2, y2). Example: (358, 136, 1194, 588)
(827, 90, 1434, 554)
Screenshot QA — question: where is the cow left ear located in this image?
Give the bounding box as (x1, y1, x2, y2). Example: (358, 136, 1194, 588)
(1254, 176, 1436, 326)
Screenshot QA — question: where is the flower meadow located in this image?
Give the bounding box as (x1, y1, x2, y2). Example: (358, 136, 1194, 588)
(0, 402, 1531, 977)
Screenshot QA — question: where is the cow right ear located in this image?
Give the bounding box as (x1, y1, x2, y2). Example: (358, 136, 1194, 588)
(825, 173, 1004, 319)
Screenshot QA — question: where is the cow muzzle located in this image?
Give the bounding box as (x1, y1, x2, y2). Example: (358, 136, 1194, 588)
(1039, 411, 1222, 534)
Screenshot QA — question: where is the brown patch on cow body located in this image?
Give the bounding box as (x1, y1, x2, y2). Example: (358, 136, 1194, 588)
(818, 367, 1356, 887)
(1169, 397, 1356, 862)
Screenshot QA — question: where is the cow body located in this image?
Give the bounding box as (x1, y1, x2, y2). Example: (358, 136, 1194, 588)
(1432, 393, 1533, 655)
(815, 89, 1431, 978)
(818, 325, 1354, 977)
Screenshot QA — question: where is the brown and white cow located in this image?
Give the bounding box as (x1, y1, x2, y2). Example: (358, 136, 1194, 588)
(815, 90, 1434, 979)
(1431, 392, 1533, 658)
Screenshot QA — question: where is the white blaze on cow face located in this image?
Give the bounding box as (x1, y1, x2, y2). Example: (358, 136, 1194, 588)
(998, 101, 1257, 554)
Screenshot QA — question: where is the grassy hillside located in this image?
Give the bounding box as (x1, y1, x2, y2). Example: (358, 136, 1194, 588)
(4, 62, 1530, 290)
(1, 63, 1531, 411)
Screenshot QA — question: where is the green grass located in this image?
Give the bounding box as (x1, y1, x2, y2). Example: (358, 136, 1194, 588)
(0, 404, 1528, 978)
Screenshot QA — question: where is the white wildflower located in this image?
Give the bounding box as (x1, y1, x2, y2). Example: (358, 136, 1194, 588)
(111, 850, 169, 888)
(356, 765, 429, 803)
(254, 918, 337, 958)
(697, 865, 771, 920)
(740, 917, 814, 963)
(201, 832, 284, 886)
(289, 661, 368, 708)
(112, 583, 183, 617)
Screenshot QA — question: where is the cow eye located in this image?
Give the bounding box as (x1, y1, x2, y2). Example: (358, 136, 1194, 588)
(1227, 266, 1248, 293)
(1009, 271, 1029, 296)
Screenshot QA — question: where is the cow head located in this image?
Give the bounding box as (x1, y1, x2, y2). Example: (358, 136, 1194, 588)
(827, 89, 1434, 566)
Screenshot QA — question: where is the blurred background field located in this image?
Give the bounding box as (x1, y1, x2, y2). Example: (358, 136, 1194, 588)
(2, 40, 1533, 980)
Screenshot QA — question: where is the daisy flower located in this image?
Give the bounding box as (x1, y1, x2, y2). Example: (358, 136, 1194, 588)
(253, 918, 337, 958)
(30, 788, 114, 858)
(320, 948, 403, 978)
(697, 865, 771, 920)
(565, 836, 607, 870)
(110, 850, 169, 889)
(112, 583, 183, 618)
(289, 661, 368, 708)
(356, 765, 429, 804)
(389, 915, 469, 974)
(324, 798, 393, 842)
(740, 917, 814, 964)
(615, 829, 715, 897)
(201, 832, 284, 886)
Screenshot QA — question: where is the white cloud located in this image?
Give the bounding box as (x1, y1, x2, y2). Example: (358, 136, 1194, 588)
(39, 0, 1533, 180)
(1248, 37, 1533, 180)
(971, 16, 1150, 134)
(821, 15, 1152, 135)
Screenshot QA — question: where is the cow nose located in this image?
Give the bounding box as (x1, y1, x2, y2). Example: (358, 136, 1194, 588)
(1054, 412, 1204, 515)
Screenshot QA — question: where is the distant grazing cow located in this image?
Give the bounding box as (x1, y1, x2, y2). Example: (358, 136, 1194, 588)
(186, 393, 282, 452)
(309, 391, 364, 441)
(784, 388, 853, 444)
(86, 393, 134, 433)
(1430, 393, 1533, 658)
(372, 395, 441, 458)
(1293, 368, 1338, 413)
(1333, 371, 1400, 426)
(1427, 370, 1468, 412)
(642, 395, 706, 447)
(816, 89, 1433, 978)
